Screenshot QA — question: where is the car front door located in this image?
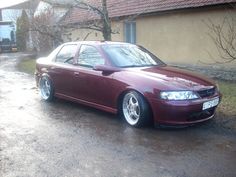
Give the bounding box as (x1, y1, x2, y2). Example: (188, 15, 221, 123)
(73, 44, 115, 108)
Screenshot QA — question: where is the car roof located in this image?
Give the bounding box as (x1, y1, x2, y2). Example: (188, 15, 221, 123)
(63, 41, 135, 46)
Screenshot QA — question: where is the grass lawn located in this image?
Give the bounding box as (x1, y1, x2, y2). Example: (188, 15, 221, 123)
(218, 81, 236, 116)
(17, 58, 36, 75)
(17, 58, 236, 117)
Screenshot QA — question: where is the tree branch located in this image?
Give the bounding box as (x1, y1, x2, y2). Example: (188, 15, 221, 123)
(204, 13, 236, 64)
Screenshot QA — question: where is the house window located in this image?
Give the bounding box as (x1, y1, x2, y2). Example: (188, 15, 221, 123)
(124, 21, 136, 44)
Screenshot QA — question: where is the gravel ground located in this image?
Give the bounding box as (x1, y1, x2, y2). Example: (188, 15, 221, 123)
(0, 53, 236, 177)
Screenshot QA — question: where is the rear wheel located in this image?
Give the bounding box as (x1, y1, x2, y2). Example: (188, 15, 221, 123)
(122, 91, 151, 127)
(39, 76, 54, 101)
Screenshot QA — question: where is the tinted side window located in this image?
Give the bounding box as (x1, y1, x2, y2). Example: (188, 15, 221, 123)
(56, 45, 77, 64)
(78, 45, 105, 67)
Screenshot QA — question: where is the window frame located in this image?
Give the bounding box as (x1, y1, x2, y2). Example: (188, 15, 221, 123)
(76, 44, 105, 68)
(55, 44, 79, 64)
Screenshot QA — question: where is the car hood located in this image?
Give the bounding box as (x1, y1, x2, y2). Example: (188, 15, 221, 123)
(125, 66, 215, 91)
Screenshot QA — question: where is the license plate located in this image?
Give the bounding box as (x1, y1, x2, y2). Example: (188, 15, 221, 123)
(202, 97, 219, 110)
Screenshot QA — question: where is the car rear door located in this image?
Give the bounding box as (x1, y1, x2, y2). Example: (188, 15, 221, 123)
(48, 44, 79, 97)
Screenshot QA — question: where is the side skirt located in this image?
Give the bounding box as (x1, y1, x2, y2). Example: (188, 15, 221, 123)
(55, 93, 117, 114)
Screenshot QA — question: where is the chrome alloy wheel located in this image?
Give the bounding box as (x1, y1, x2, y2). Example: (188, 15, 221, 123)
(39, 77, 51, 100)
(122, 92, 141, 125)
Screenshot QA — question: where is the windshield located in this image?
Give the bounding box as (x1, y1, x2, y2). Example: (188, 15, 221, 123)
(102, 44, 165, 68)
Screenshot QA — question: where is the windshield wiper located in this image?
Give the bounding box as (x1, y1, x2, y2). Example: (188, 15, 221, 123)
(141, 64, 159, 67)
(121, 64, 158, 68)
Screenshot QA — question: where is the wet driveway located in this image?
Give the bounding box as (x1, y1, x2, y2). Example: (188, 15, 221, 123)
(0, 53, 236, 177)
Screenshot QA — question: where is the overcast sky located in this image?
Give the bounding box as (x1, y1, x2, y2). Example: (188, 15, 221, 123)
(0, 0, 29, 9)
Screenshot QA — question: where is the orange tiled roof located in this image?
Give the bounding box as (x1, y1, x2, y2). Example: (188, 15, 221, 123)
(63, 0, 236, 24)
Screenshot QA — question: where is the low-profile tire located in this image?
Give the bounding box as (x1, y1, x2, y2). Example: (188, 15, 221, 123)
(39, 76, 54, 101)
(121, 91, 151, 127)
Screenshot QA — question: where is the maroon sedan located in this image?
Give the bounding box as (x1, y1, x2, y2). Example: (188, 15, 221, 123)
(35, 41, 221, 127)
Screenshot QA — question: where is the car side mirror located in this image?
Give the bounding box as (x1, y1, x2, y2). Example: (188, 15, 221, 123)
(93, 65, 120, 74)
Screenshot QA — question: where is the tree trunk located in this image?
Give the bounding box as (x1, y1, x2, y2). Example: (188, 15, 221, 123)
(102, 0, 111, 41)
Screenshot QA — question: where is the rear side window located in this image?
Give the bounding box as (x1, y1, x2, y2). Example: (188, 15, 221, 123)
(56, 45, 78, 64)
(77, 45, 105, 67)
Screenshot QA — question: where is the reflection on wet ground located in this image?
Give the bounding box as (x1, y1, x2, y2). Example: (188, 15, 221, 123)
(0, 53, 236, 177)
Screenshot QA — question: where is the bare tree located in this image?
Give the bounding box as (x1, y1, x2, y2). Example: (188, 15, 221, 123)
(29, 2, 71, 54)
(26, 0, 143, 52)
(43, 0, 113, 41)
(55, 0, 149, 41)
(30, 0, 145, 47)
(72, 0, 112, 40)
(31, 9, 59, 53)
(33, 10, 65, 42)
(206, 11, 236, 64)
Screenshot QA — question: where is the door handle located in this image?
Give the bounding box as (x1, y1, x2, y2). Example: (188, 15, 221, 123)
(74, 72, 80, 76)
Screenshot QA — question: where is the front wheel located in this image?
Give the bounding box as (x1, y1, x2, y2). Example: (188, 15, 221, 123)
(39, 76, 54, 101)
(122, 91, 151, 127)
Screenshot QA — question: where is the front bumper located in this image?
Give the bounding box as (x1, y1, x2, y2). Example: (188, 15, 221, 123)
(149, 94, 221, 126)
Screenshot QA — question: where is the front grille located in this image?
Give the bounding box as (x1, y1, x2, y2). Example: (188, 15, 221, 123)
(187, 108, 215, 121)
(197, 87, 216, 98)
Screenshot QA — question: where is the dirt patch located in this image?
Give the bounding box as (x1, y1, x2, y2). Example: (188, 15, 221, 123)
(215, 112, 236, 132)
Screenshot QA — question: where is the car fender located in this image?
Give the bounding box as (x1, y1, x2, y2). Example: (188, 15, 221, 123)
(40, 73, 55, 87)
(116, 86, 153, 115)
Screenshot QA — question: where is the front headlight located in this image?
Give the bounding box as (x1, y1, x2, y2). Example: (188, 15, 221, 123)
(160, 91, 199, 100)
